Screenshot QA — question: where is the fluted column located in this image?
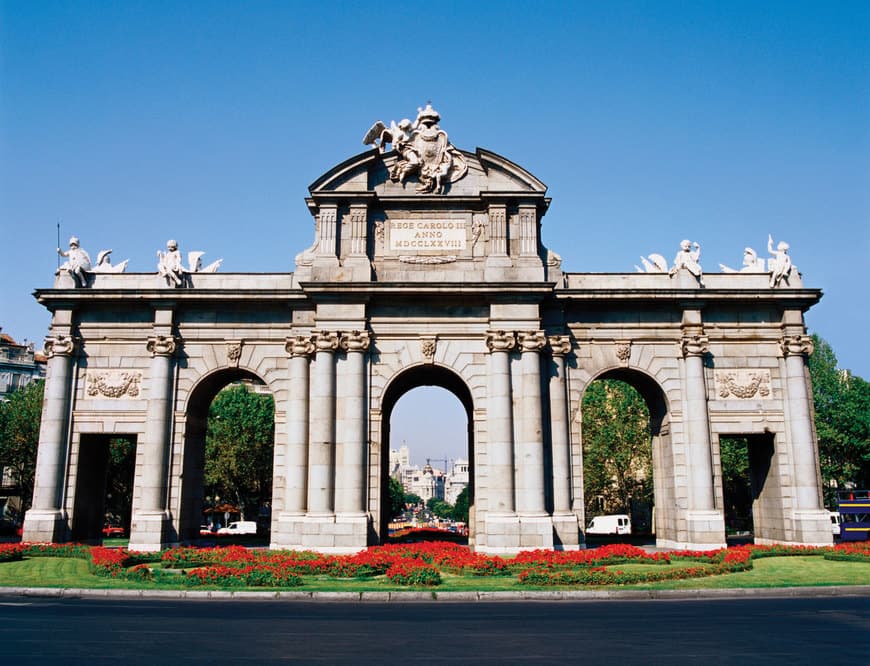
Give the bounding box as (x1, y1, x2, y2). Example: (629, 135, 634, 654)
(548, 335, 573, 514)
(139, 335, 177, 514)
(285, 335, 314, 514)
(681, 333, 715, 512)
(335, 330, 370, 515)
(516, 331, 547, 514)
(308, 330, 339, 514)
(485, 330, 516, 514)
(781, 334, 822, 510)
(27, 335, 76, 517)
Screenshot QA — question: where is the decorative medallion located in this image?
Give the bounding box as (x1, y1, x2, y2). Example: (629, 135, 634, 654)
(86, 370, 142, 399)
(146, 335, 177, 357)
(615, 341, 631, 365)
(420, 336, 437, 363)
(226, 341, 242, 367)
(714, 370, 772, 400)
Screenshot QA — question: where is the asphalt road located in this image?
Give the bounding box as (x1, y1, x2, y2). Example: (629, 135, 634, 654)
(1, 595, 867, 664)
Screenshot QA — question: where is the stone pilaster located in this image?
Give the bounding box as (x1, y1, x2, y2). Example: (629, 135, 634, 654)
(679, 320, 726, 549)
(129, 334, 178, 551)
(515, 331, 547, 515)
(548, 335, 580, 548)
(23, 335, 77, 543)
(484, 205, 511, 278)
(514, 330, 553, 550)
(780, 333, 832, 544)
(333, 330, 371, 546)
(308, 330, 339, 515)
(343, 205, 372, 281)
(482, 330, 520, 552)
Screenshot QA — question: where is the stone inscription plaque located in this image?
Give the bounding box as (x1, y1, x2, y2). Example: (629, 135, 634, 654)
(389, 220, 466, 251)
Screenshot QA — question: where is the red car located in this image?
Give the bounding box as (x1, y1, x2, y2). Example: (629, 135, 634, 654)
(102, 525, 125, 538)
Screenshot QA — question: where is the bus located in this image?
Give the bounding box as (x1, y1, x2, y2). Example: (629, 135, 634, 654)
(837, 490, 870, 541)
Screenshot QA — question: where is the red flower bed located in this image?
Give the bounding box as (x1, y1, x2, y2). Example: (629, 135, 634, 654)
(89, 546, 130, 577)
(183, 564, 303, 588)
(0, 543, 24, 562)
(385, 560, 442, 586)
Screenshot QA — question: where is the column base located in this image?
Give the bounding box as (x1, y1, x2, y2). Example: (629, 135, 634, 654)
(270, 512, 306, 550)
(128, 510, 172, 552)
(476, 512, 520, 554)
(787, 509, 835, 546)
(289, 513, 368, 554)
(22, 508, 69, 543)
(518, 513, 554, 550)
(552, 512, 582, 550)
(658, 510, 727, 551)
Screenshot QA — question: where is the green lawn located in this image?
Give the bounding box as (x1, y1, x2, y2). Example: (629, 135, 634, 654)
(1, 555, 867, 592)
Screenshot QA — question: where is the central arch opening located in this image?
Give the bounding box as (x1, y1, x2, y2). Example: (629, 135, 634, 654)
(380, 365, 474, 545)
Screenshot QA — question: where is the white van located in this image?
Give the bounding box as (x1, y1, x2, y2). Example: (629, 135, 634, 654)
(828, 511, 842, 537)
(217, 520, 258, 535)
(586, 514, 632, 535)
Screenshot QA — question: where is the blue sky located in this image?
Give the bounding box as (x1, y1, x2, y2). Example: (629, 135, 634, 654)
(2, 2, 867, 465)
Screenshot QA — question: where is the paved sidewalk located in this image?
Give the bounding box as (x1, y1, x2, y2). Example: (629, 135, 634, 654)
(1, 584, 868, 602)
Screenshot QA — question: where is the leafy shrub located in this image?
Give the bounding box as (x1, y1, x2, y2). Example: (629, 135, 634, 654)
(385, 561, 442, 586)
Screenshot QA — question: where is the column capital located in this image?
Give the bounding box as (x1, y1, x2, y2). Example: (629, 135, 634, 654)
(340, 329, 371, 353)
(285, 335, 315, 358)
(518, 330, 547, 353)
(485, 329, 516, 353)
(547, 335, 572, 357)
(312, 330, 340, 353)
(146, 335, 177, 357)
(780, 334, 814, 357)
(44, 334, 77, 358)
(680, 334, 709, 358)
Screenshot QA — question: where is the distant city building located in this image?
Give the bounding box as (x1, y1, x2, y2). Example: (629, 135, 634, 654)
(0, 328, 46, 401)
(445, 458, 469, 505)
(390, 443, 468, 505)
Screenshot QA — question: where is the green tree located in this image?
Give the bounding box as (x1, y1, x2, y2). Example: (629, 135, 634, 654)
(404, 492, 422, 506)
(426, 497, 454, 519)
(387, 476, 406, 519)
(809, 334, 870, 505)
(205, 384, 275, 519)
(0, 379, 44, 516)
(581, 379, 653, 518)
(451, 485, 470, 523)
(104, 437, 136, 528)
(719, 437, 752, 532)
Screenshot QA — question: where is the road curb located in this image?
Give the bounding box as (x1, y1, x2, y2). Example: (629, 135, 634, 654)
(1, 584, 868, 602)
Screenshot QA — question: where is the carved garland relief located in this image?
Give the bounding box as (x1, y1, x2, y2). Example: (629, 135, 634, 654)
(86, 370, 142, 399)
(713, 369, 772, 400)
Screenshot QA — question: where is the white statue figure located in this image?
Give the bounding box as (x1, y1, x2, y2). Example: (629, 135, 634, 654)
(157, 240, 222, 286)
(363, 103, 468, 194)
(767, 234, 793, 287)
(635, 253, 669, 273)
(57, 236, 92, 287)
(91, 249, 129, 274)
(669, 239, 704, 285)
(157, 239, 184, 286)
(719, 247, 766, 274)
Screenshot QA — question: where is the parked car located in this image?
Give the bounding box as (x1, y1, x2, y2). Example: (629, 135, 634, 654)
(586, 514, 632, 536)
(102, 525, 125, 538)
(217, 520, 258, 535)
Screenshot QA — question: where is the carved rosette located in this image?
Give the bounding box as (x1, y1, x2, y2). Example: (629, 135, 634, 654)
(485, 330, 516, 353)
(548, 335, 572, 357)
(146, 335, 177, 357)
(285, 335, 315, 358)
(680, 334, 709, 358)
(86, 370, 142, 399)
(615, 341, 631, 366)
(714, 369, 771, 399)
(44, 335, 77, 358)
(312, 330, 340, 353)
(340, 330, 371, 353)
(780, 334, 814, 357)
(226, 341, 243, 367)
(420, 336, 437, 363)
(518, 330, 547, 353)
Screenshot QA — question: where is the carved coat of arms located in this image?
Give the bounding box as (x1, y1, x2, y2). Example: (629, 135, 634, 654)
(364, 103, 468, 194)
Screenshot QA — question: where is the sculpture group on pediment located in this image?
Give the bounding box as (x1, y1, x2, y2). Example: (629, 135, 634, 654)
(718, 234, 797, 287)
(669, 240, 704, 286)
(57, 236, 129, 287)
(363, 103, 468, 194)
(157, 239, 222, 287)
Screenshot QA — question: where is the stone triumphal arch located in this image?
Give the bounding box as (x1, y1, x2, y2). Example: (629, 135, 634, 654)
(24, 106, 833, 552)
